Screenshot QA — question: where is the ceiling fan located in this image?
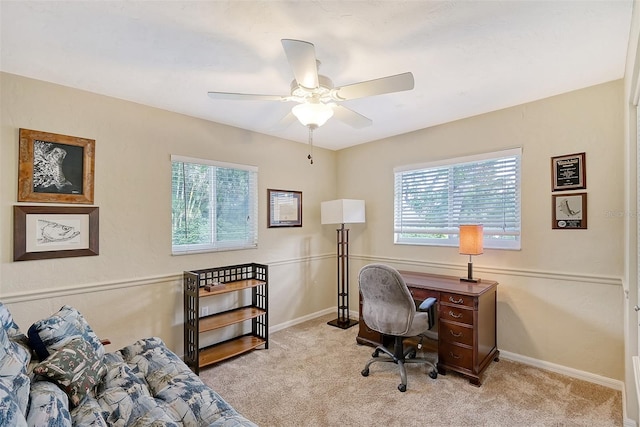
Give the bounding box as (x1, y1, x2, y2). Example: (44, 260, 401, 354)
(207, 39, 415, 163)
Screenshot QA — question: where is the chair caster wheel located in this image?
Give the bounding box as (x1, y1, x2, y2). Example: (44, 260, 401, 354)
(407, 351, 416, 359)
(361, 369, 369, 377)
(372, 351, 379, 358)
(429, 370, 438, 379)
(398, 384, 407, 392)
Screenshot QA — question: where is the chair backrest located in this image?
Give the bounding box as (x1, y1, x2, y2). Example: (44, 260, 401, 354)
(358, 264, 416, 336)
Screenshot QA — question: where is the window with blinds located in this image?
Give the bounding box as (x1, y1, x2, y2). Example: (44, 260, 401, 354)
(394, 148, 521, 250)
(171, 155, 258, 254)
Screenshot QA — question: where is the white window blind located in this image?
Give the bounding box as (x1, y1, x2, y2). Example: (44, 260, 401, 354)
(171, 155, 258, 254)
(394, 148, 521, 250)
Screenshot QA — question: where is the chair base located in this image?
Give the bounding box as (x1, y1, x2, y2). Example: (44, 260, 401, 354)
(361, 335, 437, 392)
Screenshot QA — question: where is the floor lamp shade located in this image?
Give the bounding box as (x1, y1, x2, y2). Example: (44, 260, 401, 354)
(321, 199, 365, 329)
(321, 199, 366, 225)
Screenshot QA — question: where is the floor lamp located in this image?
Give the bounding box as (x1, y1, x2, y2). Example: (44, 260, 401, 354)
(321, 199, 365, 329)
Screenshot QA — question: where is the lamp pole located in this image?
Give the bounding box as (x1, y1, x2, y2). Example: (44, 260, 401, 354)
(327, 223, 358, 329)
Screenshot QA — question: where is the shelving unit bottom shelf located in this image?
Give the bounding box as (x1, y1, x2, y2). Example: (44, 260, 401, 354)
(198, 335, 266, 369)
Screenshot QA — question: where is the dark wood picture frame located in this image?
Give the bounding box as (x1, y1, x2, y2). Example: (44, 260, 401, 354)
(268, 189, 302, 228)
(552, 193, 587, 229)
(551, 152, 586, 192)
(14, 205, 99, 261)
(18, 128, 95, 204)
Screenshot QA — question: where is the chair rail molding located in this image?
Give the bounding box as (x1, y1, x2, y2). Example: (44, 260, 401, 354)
(351, 254, 623, 287)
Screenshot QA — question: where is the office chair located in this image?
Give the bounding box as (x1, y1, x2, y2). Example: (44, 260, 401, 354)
(359, 264, 438, 392)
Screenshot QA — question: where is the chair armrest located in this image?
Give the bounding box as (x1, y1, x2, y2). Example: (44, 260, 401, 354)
(418, 297, 437, 311)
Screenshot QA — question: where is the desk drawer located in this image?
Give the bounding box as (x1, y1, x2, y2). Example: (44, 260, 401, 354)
(439, 342, 473, 370)
(440, 306, 474, 325)
(441, 292, 474, 308)
(409, 287, 439, 301)
(440, 321, 473, 347)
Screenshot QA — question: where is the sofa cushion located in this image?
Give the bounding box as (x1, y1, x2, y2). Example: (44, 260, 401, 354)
(33, 338, 107, 407)
(28, 305, 104, 361)
(118, 337, 256, 426)
(0, 378, 27, 427)
(0, 324, 31, 417)
(26, 380, 72, 427)
(69, 396, 108, 426)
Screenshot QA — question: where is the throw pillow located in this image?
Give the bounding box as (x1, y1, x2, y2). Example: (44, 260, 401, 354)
(28, 305, 104, 361)
(33, 338, 106, 407)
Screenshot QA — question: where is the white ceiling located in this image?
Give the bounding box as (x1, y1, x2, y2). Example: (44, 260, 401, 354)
(0, 1, 634, 151)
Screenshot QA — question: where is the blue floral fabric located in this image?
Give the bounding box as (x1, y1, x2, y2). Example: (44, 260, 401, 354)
(0, 301, 256, 427)
(27, 381, 72, 427)
(116, 337, 257, 427)
(0, 303, 31, 426)
(28, 305, 105, 361)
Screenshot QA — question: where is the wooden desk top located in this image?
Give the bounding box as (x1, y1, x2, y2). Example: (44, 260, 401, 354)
(398, 270, 498, 297)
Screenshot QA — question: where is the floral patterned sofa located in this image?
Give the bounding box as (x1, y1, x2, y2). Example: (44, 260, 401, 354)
(0, 303, 256, 426)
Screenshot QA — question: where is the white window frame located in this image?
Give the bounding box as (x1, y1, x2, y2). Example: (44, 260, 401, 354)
(394, 148, 522, 250)
(171, 155, 258, 255)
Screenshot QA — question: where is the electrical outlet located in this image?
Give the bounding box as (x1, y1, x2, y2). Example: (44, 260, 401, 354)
(200, 306, 209, 317)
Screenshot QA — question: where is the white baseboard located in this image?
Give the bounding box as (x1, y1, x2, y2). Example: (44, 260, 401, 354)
(268, 307, 336, 333)
(500, 350, 623, 390)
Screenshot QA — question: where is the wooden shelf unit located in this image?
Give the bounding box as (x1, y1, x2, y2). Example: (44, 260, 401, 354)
(184, 263, 268, 374)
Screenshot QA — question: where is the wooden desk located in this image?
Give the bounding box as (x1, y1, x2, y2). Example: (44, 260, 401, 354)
(356, 271, 499, 386)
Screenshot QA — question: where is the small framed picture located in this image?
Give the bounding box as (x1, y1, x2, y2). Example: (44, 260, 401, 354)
(552, 193, 587, 229)
(18, 128, 96, 204)
(14, 205, 99, 261)
(551, 152, 586, 192)
(268, 189, 302, 228)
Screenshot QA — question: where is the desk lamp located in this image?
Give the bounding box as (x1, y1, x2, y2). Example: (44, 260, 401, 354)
(321, 199, 365, 329)
(459, 224, 483, 283)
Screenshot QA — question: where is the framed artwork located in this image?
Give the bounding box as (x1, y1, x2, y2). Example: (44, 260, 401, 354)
(18, 128, 95, 204)
(14, 205, 99, 261)
(268, 189, 302, 228)
(551, 152, 586, 192)
(552, 193, 587, 229)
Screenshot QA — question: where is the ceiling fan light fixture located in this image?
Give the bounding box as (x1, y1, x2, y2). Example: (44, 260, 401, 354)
(292, 102, 334, 127)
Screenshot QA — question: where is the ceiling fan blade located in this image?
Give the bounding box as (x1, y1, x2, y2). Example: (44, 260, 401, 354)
(208, 92, 286, 101)
(270, 111, 298, 131)
(281, 39, 319, 89)
(332, 105, 372, 129)
(334, 72, 415, 101)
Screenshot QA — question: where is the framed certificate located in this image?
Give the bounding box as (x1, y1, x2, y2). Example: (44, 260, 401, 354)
(268, 189, 302, 228)
(551, 152, 586, 191)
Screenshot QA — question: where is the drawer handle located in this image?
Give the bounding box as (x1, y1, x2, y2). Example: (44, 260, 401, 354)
(448, 311, 463, 319)
(449, 351, 461, 359)
(449, 330, 463, 338)
(449, 296, 464, 304)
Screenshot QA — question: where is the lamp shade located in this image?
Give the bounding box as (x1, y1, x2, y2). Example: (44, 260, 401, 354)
(321, 199, 365, 225)
(459, 224, 483, 255)
(292, 102, 334, 127)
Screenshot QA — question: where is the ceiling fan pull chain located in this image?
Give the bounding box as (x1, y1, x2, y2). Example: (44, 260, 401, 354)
(307, 125, 314, 164)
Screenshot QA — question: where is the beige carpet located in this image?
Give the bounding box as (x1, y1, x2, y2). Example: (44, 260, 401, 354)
(199, 314, 622, 427)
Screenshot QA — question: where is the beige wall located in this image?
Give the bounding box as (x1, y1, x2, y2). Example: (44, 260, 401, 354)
(340, 80, 625, 381)
(0, 72, 339, 351)
(0, 72, 626, 383)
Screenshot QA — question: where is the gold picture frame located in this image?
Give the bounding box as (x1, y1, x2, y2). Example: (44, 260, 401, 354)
(18, 128, 95, 204)
(13, 205, 99, 261)
(268, 189, 302, 228)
